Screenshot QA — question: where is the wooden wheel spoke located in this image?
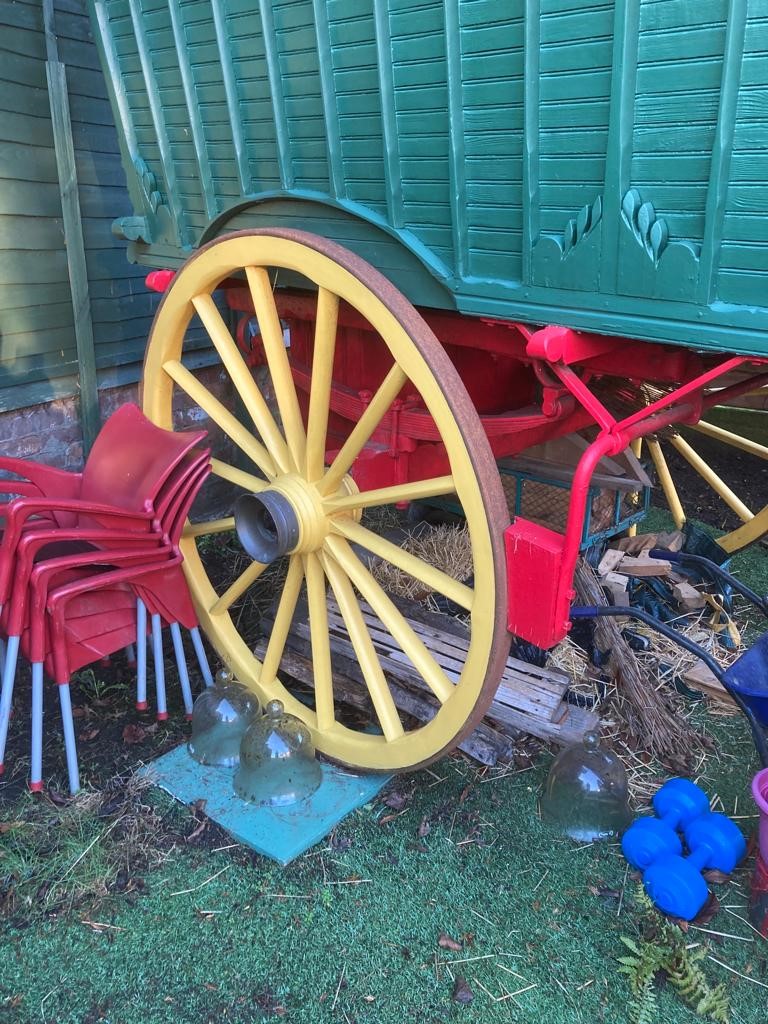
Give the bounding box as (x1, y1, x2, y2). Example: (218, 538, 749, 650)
(192, 293, 293, 473)
(210, 559, 268, 616)
(646, 437, 685, 529)
(669, 434, 753, 522)
(325, 535, 454, 704)
(162, 359, 277, 478)
(320, 364, 408, 495)
(330, 518, 473, 612)
(690, 420, 768, 461)
(320, 551, 404, 742)
(183, 516, 235, 539)
(209, 459, 268, 493)
(718, 505, 768, 554)
(305, 288, 339, 482)
(626, 437, 643, 538)
(144, 231, 508, 771)
(323, 475, 455, 513)
(245, 266, 307, 466)
(260, 555, 305, 684)
(303, 553, 335, 731)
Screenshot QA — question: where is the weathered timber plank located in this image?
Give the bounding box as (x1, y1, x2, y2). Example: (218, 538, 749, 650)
(325, 602, 569, 722)
(253, 641, 515, 766)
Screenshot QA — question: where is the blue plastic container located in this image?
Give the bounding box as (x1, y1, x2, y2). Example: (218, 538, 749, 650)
(722, 633, 768, 727)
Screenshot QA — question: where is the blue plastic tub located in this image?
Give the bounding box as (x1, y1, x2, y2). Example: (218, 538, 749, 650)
(722, 632, 768, 727)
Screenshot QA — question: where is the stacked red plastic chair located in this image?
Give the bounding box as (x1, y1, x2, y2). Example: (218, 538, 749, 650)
(0, 404, 213, 792)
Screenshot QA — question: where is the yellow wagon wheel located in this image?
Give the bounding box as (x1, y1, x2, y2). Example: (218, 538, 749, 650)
(142, 229, 510, 771)
(633, 391, 768, 553)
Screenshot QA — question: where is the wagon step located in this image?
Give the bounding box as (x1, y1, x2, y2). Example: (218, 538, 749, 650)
(261, 598, 598, 764)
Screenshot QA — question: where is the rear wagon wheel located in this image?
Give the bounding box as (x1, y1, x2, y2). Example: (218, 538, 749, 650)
(141, 229, 510, 771)
(639, 394, 768, 553)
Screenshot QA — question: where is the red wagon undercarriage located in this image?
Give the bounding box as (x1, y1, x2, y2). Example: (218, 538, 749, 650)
(148, 269, 768, 653)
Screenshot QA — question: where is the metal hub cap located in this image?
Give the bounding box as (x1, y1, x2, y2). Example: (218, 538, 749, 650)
(235, 490, 299, 563)
(235, 475, 331, 563)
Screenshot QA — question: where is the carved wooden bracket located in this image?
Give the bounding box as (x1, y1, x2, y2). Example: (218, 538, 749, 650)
(112, 157, 172, 244)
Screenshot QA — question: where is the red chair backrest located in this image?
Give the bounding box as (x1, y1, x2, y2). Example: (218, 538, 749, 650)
(79, 405, 206, 517)
(152, 448, 211, 534)
(167, 460, 212, 545)
(131, 458, 212, 629)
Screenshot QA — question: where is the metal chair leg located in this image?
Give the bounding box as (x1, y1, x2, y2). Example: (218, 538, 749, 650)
(29, 662, 44, 792)
(0, 635, 20, 772)
(57, 682, 80, 794)
(169, 622, 195, 718)
(151, 613, 168, 721)
(189, 626, 213, 687)
(124, 643, 137, 668)
(136, 599, 148, 711)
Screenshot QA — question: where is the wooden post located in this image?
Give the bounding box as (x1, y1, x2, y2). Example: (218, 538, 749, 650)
(43, 0, 100, 454)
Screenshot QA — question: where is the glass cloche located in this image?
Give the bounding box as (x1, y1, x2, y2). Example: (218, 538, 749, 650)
(233, 699, 323, 807)
(540, 731, 631, 841)
(187, 668, 261, 768)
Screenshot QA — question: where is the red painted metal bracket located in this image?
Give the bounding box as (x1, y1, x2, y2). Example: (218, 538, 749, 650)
(507, 340, 767, 647)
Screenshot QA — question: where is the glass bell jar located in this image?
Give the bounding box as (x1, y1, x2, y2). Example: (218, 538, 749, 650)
(233, 699, 323, 807)
(187, 668, 261, 768)
(540, 731, 631, 842)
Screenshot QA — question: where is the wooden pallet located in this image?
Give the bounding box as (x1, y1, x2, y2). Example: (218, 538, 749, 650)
(259, 598, 598, 765)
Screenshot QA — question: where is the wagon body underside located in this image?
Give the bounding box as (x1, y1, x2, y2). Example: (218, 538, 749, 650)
(91, 0, 768, 356)
(223, 276, 768, 649)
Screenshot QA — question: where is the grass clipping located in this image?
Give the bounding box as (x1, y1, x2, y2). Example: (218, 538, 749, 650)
(0, 772, 168, 921)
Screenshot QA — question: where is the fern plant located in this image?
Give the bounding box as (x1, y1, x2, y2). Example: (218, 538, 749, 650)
(616, 887, 730, 1024)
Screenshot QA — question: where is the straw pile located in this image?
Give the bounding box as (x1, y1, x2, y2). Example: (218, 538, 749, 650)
(370, 523, 473, 611)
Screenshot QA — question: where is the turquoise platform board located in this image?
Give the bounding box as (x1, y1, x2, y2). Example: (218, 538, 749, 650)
(142, 745, 391, 865)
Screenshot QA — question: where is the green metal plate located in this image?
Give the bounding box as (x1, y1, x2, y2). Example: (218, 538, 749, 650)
(142, 743, 391, 866)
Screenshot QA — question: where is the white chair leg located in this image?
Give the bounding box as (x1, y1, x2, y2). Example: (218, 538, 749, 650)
(189, 626, 213, 687)
(30, 662, 44, 793)
(151, 614, 168, 721)
(124, 643, 137, 668)
(169, 622, 194, 718)
(136, 599, 148, 710)
(58, 682, 80, 795)
(0, 635, 20, 772)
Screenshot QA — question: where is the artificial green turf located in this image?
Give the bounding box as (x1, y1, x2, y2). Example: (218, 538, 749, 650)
(1, 528, 766, 1024)
(1, 712, 765, 1024)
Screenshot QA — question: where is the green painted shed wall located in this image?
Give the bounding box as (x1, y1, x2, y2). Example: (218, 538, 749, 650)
(0, 0, 160, 413)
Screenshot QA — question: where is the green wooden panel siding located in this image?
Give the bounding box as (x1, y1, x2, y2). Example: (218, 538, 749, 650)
(0, 0, 173, 412)
(88, 0, 768, 356)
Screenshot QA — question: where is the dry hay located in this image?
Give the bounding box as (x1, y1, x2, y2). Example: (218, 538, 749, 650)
(369, 527, 735, 781)
(548, 634, 614, 710)
(370, 523, 474, 604)
(629, 612, 743, 719)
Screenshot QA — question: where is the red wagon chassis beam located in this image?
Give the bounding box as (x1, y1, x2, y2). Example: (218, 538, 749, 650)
(507, 333, 768, 650)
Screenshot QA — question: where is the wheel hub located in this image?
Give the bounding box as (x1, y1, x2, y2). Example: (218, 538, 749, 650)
(235, 475, 328, 563)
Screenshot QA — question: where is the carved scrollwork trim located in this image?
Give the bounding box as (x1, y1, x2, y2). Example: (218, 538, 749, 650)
(620, 188, 669, 266)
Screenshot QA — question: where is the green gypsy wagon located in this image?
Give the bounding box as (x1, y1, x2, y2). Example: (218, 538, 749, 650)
(86, 0, 768, 770)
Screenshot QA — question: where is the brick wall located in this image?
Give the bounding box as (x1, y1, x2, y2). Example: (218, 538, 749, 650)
(0, 366, 238, 519)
